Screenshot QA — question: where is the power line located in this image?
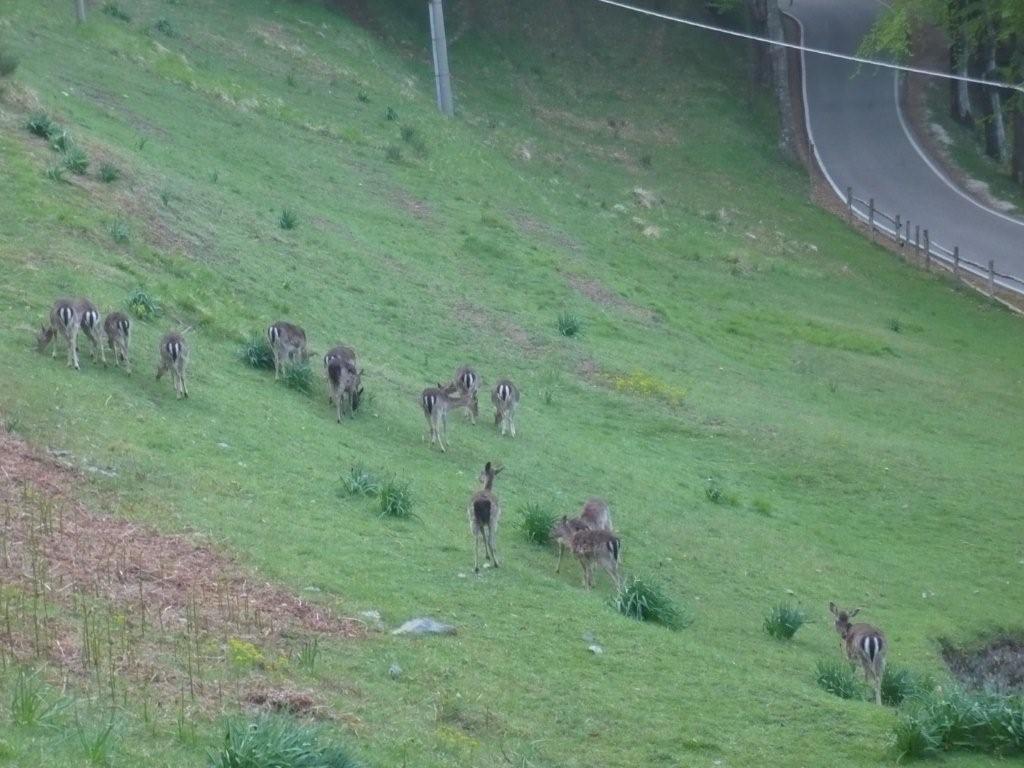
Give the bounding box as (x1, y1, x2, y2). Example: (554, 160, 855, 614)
(593, 0, 1024, 94)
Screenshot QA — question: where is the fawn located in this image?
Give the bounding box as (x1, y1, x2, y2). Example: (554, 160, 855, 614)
(156, 332, 190, 399)
(829, 602, 887, 705)
(491, 378, 520, 437)
(451, 365, 481, 423)
(103, 311, 131, 373)
(570, 529, 621, 590)
(324, 345, 363, 422)
(37, 298, 80, 369)
(267, 321, 309, 380)
(551, 497, 613, 573)
(468, 461, 504, 572)
(75, 298, 105, 366)
(420, 383, 474, 452)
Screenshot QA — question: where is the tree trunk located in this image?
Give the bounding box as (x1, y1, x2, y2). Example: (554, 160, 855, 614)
(982, 20, 1008, 162)
(765, 1, 796, 159)
(950, 27, 973, 125)
(1013, 102, 1024, 185)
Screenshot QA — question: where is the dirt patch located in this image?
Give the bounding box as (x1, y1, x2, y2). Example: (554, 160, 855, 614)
(565, 273, 660, 323)
(453, 301, 545, 358)
(510, 211, 582, 253)
(942, 635, 1024, 693)
(246, 687, 324, 717)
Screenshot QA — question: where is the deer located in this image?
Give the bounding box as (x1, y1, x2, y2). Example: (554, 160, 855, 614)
(468, 461, 504, 572)
(75, 298, 105, 365)
(156, 331, 190, 399)
(420, 383, 474, 452)
(103, 311, 132, 373)
(267, 321, 309, 380)
(569, 529, 621, 590)
(491, 378, 520, 437)
(324, 345, 363, 422)
(829, 602, 887, 706)
(551, 497, 613, 573)
(37, 298, 80, 369)
(450, 365, 481, 423)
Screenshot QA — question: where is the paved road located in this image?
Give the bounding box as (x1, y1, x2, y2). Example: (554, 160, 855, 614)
(787, 0, 1024, 289)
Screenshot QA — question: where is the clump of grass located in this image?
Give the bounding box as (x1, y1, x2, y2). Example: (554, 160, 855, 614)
(26, 112, 53, 138)
(210, 716, 360, 768)
(384, 106, 398, 121)
(612, 575, 687, 629)
(888, 318, 902, 333)
(49, 128, 72, 153)
(377, 479, 414, 519)
(815, 659, 861, 700)
(45, 165, 66, 183)
(283, 361, 314, 394)
(285, 72, 298, 88)
(109, 219, 130, 244)
(76, 717, 116, 766)
(153, 18, 177, 37)
(384, 144, 402, 163)
(763, 603, 806, 640)
(357, 91, 369, 103)
(400, 125, 427, 156)
(516, 502, 556, 545)
(98, 162, 120, 183)
(10, 669, 69, 728)
(751, 497, 773, 516)
(704, 480, 738, 506)
(639, 153, 653, 168)
(62, 146, 89, 175)
(295, 638, 319, 673)
(341, 465, 381, 497)
(238, 331, 274, 370)
(101, 2, 131, 21)
(557, 312, 582, 337)
(881, 665, 933, 708)
(0, 50, 18, 78)
(279, 208, 298, 230)
(160, 189, 173, 207)
(892, 688, 1024, 759)
(126, 289, 161, 320)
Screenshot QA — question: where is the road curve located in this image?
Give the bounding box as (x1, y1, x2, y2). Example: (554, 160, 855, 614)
(787, 0, 1024, 287)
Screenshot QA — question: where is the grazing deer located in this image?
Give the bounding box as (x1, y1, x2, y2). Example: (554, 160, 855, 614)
(156, 332, 190, 399)
(829, 602, 887, 706)
(451, 365, 481, 423)
(267, 321, 309, 380)
(75, 298, 105, 365)
(420, 383, 474, 452)
(103, 311, 132, 373)
(491, 378, 520, 437)
(551, 497, 613, 573)
(570, 529, 621, 590)
(468, 461, 504, 572)
(325, 346, 363, 422)
(37, 298, 80, 369)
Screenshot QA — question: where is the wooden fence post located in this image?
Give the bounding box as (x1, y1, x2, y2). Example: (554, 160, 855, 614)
(895, 214, 902, 247)
(914, 225, 921, 261)
(953, 246, 960, 280)
(988, 260, 996, 297)
(846, 186, 853, 223)
(868, 198, 875, 242)
(923, 229, 930, 271)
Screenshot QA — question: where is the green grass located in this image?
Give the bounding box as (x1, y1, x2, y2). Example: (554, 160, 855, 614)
(210, 716, 360, 768)
(515, 502, 556, 544)
(612, 575, 688, 629)
(763, 603, 807, 640)
(815, 659, 863, 700)
(893, 687, 1024, 759)
(1, 0, 1023, 766)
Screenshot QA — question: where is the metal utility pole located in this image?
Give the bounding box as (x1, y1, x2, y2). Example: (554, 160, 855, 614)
(74, 0, 87, 23)
(428, 0, 454, 117)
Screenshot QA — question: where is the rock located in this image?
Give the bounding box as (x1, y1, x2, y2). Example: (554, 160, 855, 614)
(392, 617, 456, 636)
(632, 187, 657, 208)
(359, 610, 384, 629)
(588, 644, 604, 655)
(388, 663, 402, 679)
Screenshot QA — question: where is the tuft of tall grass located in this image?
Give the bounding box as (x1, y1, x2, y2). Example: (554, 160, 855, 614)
(26, 112, 53, 138)
(763, 603, 806, 640)
(341, 465, 381, 497)
(815, 659, 862, 700)
(237, 332, 274, 370)
(109, 219, 130, 244)
(209, 715, 360, 768)
(10, 669, 70, 728)
(385, 145, 402, 163)
(49, 128, 72, 153)
(881, 665, 933, 708)
(76, 716, 117, 766)
(279, 209, 298, 230)
(704, 480, 738, 506)
(400, 125, 428, 156)
(377, 479, 414, 520)
(557, 312, 582, 337)
(101, 2, 131, 21)
(98, 162, 121, 183)
(45, 165, 66, 183)
(62, 146, 90, 175)
(515, 503, 556, 545)
(612, 576, 688, 629)
(126, 289, 161, 320)
(0, 50, 17, 78)
(283, 361, 314, 394)
(384, 106, 398, 121)
(888, 318, 902, 333)
(153, 18, 177, 37)
(892, 687, 1024, 759)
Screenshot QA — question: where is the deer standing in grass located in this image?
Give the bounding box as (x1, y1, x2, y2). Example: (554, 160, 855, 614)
(37, 298, 80, 369)
(451, 365, 480, 424)
(491, 378, 520, 437)
(324, 345, 363, 422)
(156, 332, 190, 399)
(267, 321, 309, 380)
(420, 383, 474, 452)
(552, 497, 613, 573)
(75, 298, 105, 365)
(569, 529, 621, 590)
(468, 462, 503, 572)
(103, 311, 131, 373)
(829, 602, 887, 706)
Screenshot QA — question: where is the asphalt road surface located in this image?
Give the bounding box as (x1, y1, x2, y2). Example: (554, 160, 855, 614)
(787, 0, 1024, 288)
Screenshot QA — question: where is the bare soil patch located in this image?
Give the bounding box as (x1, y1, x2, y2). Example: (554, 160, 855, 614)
(942, 635, 1024, 694)
(453, 301, 545, 358)
(565, 273, 659, 323)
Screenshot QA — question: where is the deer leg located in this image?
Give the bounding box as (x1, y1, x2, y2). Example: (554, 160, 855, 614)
(438, 413, 448, 452)
(474, 531, 481, 573)
(486, 526, 499, 568)
(336, 391, 342, 423)
(96, 332, 106, 366)
(273, 350, 281, 380)
(509, 413, 516, 438)
(555, 543, 563, 573)
(181, 369, 189, 399)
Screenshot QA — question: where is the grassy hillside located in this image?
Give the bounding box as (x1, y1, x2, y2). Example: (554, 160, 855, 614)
(1, 0, 1023, 766)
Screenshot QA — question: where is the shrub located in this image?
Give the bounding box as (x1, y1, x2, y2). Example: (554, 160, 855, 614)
(279, 209, 298, 230)
(153, 18, 177, 37)
(763, 603, 806, 640)
(881, 665, 933, 708)
(556, 312, 581, 337)
(0, 50, 17, 78)
(126, 289, 161, 320)
(26, 113, 53, 138)
(10, 669, 69, 728)
(612, 576, 687, 629)
(109, 219, 130, 244)
(98, 163, 120, 183)
(516, 503, 556, 545)
(892, 688, 1024, 759)
(283, 361, 314, 394)
(815, 659, 861, 700)
(62, 146, 89, 175)
(377, 479, 414, 519)
(341, 465, 381, 497)
(385, 145, 402, 163)
(101, 2, 131, 21)
(238, 331, 274, 370)
(209, 716, 360, 768)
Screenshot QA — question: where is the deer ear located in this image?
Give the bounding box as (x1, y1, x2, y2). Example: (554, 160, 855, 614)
(828, 602, 838, 615)
(849, 608, 861, 618)
(484, 461, 491, 473)
(494, 465, 504, 475)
